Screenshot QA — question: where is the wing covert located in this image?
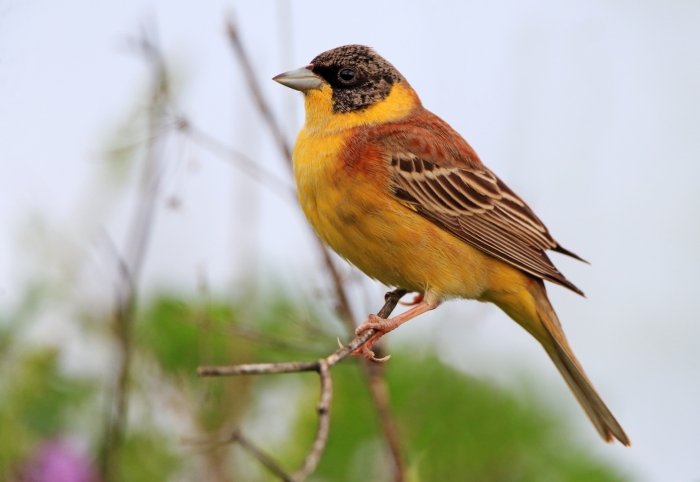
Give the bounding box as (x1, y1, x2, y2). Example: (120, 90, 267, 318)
(388, 153, 584, 295)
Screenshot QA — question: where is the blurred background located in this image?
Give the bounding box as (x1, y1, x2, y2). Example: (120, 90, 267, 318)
(1, 1, 699, 480)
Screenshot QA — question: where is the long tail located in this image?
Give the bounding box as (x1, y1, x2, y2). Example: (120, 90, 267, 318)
(530, 280, 630, 445)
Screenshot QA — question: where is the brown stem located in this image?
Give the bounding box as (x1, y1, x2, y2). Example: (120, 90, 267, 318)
(225, 20, 292, 163)
(363, 363, 404, 481)
(291, 360, 332, 482)
(99, 31, 170, 482)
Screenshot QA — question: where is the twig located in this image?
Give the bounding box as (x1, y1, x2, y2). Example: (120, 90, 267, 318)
(197, 360, 331, 482)
(292, 359, 332, 482)
(230, 429, 293, 482)
(365, 363, 404, 477)
(199, 289, 406, 377)
(198, 289, 405, 481)
(176, 117, 297, 201)
(99, 28, 170, 482)
(226, 19, 292, 162)
(187, 427, 294, 481)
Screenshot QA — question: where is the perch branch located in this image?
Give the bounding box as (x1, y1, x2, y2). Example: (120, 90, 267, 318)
(198, 289, 405, 481)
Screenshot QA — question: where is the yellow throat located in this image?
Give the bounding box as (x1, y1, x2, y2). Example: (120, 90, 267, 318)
(301, 83, 420, 134)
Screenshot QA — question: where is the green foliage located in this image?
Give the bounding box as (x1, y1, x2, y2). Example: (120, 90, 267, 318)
(119, 432, 181, 482)
(137, 296, 242, 375)
(136, 295, 254, 432)
(0, 348, 95, 478)
(289, 353, 628, 482)
(386, 355, 627, 481)
(0, 290, 631, 481)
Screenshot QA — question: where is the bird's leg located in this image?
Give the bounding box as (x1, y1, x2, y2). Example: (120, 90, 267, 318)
(352, 298, 440, 362)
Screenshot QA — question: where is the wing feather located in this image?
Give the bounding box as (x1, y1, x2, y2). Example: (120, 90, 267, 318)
(389, 154, 585, 295)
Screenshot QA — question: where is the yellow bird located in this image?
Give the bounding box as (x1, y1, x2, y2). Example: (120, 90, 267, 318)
(274, 45, 629, 445)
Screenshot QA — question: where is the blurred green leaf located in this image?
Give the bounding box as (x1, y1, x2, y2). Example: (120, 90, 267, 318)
(0, 349, 95, 478)
(119, 431, 181, 482)
(136, 296, 239, 375)
(282, 353, 628, 482)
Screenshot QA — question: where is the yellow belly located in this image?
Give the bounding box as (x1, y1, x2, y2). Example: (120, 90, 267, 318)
(293, 128, 497, 300)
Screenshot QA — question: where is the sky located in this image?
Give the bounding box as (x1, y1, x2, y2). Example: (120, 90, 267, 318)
(1, 1, 700, 480)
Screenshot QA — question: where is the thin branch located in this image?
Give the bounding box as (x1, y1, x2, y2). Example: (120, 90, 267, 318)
(100, 27, 170, 482)
(199, 360, 317, 377)
(186, 428, 293, 482)
(226, 19, 292, 162)
(177, 117, 297, 201)
(292, 359, 331, 482)
(199, 289, 406, 377)
(230, 429, 293, 482)
(225, 18, 357, 336)
(365, 363, 404, 478)
(198, 289, 406, 481)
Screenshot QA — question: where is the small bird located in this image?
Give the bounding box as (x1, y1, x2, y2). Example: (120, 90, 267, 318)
(274, 45, 629, 445)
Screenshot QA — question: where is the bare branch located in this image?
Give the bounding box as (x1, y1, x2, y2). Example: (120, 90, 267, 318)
(198, 361, 318, 377)
(291, 360, 332, 482)
(177, 117, 297, 201)
(230, 429, 294, 482)
(198, 288, 407, 377)
(198, 289, 405, 481)
(185, 429, 293, 481)
(226, 19, 292, 162)
(99, 27, 171, 482)
(365, 363, 404, 479)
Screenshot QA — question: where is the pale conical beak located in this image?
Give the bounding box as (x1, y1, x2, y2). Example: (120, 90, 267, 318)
(273, 65, 323, 92)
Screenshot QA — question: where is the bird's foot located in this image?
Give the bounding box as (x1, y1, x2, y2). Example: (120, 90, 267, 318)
(350, 314, 401, 363)
(399, 292, 424, 306)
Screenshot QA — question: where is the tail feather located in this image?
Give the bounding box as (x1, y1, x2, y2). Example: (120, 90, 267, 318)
(531, 281, 630, 446)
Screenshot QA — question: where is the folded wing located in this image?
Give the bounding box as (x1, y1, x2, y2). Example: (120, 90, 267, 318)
(387, 149, 585, 296)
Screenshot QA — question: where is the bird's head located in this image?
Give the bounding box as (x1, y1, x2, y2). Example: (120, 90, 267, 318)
(274, 45, 420, 130)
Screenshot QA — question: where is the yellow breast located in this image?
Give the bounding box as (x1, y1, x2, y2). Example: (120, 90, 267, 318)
(292, 83, 495, 299)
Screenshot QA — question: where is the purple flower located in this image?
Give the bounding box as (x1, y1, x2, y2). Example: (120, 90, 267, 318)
(18, 438, 98, 482)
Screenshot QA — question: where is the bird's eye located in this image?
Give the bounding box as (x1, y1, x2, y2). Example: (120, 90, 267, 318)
(338, 68, 356, 82)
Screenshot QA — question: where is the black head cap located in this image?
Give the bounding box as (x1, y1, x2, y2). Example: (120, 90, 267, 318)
(310, 45, 408, 113)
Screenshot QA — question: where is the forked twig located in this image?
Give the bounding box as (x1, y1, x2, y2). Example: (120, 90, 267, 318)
(198, 289, 406, 481)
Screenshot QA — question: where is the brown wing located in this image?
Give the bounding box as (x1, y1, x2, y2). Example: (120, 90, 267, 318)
(388, 152, 585, 296)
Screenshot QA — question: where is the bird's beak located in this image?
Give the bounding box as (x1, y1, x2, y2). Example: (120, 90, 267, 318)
(273, 65, 323, 92)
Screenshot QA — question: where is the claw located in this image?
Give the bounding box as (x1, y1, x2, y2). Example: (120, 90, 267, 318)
(337, 337, 344, 349)
(349, 330, 392, 362)
(367, 351, 391, 363)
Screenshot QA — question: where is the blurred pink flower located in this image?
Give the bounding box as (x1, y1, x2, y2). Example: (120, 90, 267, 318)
(19, 439, 98, 482)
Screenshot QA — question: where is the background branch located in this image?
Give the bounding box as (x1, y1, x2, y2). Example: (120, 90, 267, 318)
(99, 29, 171, 482)
(230, 429, 294, 482)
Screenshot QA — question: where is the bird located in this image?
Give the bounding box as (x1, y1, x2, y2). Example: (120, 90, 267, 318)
(273, 44, 629, 446)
